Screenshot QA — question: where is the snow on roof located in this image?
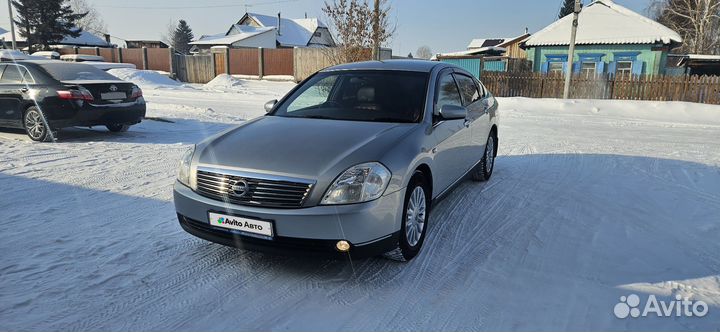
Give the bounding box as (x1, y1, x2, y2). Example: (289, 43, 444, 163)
(686, 54, 720, 61)
(190, 26, 275, 45)
(246, 12, 325, 47)
(525, 0, 682, 47)
(0, 29, 110, 47)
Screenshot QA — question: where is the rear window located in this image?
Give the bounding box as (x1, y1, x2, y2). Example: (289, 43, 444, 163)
(38, 63, 120, 81)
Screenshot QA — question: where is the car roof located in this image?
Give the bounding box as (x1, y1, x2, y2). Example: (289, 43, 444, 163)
(321, 60, 446, 73)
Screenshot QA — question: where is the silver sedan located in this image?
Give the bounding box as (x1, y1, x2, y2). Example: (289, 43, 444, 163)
(173, 60, 499, 261)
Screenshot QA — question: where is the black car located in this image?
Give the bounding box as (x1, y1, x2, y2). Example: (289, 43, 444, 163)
(0, 60, 146, 141)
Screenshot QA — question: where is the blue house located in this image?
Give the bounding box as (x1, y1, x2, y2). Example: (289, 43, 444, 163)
(524, 0, 683, 76)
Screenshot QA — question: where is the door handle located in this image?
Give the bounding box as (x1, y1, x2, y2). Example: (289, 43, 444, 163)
(19, 87, 29, 93)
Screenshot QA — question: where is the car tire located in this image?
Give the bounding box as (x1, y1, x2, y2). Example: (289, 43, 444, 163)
(106, 124, 131, 133)
(472, 133, 497, 182)
(23, 107, 56, 142)
(385, 172, 430, 262)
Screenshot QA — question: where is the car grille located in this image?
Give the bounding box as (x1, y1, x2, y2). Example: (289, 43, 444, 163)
(195, 169, 313, 208)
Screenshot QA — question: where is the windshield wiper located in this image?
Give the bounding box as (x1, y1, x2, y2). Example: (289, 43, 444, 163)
(289, 115, 335, 120)
(368, 117, 412, 123)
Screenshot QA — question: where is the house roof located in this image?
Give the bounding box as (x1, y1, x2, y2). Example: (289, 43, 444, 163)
(432, 46, 506, 60)
(190, 25, 275, 45)
(468, 33, 531, 50)
(524, 0, 682, 47)
(0, 28, 111, 47)
(244, 12, 326, 47)
(468, 38, 510, 49)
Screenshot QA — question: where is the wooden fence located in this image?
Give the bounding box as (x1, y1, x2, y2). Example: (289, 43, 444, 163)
(482, 72, 720, 104)
(52, 46, 392, 84)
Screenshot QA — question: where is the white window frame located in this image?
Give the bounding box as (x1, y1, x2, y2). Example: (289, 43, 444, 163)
(616, 61, 633, 77)
(581, 62, 597, 78)
(548, 62, 564, 74)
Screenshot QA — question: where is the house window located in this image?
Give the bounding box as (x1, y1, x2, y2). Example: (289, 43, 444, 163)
(616, 61, 633, 76)
(549, 62, 564, 74)
(581, 62, 596, 77)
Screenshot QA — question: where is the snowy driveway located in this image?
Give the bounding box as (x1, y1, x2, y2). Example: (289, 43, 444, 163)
(1, 80, 719, 331)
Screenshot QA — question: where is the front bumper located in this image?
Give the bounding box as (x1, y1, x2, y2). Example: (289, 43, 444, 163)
(173, 181, 405, 257)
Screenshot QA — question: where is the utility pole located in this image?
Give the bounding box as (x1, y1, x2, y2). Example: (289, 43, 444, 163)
(563, 0, 581, 99)
(373, 0, 380, 61)
(7, 0, 17, 50)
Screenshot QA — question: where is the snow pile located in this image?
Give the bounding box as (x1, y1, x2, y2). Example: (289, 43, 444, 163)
(202, 74, 246, 92)
(498, 97, 720, 127)
(107, 68, 185, 90)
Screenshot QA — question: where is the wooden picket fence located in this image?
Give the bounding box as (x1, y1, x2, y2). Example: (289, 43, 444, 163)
(481, 71, 720, 104)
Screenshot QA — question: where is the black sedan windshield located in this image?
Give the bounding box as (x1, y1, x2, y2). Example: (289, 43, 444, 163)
(38, 63, 121, 81)
(273, 70, 428, 123)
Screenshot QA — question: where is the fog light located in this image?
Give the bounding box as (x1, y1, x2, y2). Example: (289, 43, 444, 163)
(336, 240, 351, 252)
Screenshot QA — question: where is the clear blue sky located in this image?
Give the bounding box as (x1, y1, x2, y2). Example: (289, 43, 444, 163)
(1, 0, 653, 55)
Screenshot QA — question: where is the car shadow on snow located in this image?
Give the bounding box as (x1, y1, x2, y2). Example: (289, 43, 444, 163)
(1, 153, 719, 330)
(0, 117, 235, 145)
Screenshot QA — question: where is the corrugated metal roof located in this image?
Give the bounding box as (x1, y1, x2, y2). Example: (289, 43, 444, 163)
(525, 0, 682, 47)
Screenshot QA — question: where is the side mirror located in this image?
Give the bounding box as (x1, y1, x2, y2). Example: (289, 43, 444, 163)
(439, 104, 468, 120)
(264, 99, 277, 113)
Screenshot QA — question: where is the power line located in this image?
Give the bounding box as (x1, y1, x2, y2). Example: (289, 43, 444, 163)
(97, 0, 297, 10)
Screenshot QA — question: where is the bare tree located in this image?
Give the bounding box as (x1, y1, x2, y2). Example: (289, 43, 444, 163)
(322, 0, 394, 63)
(160, 20, 176, 47)
(68, 0, 107, 34)
(415, 45, 433, 59)
(650, 0, 720, 54)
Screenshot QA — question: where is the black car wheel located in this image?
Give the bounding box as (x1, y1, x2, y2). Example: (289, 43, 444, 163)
(24, 107, 55, 142)
(385, 172, 430, 262)
(106, 124, 131, 133)
(472, 133, 497, 182)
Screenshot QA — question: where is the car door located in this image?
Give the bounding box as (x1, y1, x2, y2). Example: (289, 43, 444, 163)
(453, 72, 491, 162)
(0, 64, 33, 128)
(430, 70, 473, 194)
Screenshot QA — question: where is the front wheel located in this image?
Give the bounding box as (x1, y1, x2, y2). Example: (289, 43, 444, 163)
(472, 133, 496, 182)
(385, 173, 430, 262)
(106, 124, 131, 132)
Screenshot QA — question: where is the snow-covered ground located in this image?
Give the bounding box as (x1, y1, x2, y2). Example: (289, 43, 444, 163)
(1, 75, 719, 331)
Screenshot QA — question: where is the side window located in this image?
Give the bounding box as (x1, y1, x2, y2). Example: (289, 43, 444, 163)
(453, 74, 480, 106)
(286, 75, 338, 113)
(1, 65, 33, 84)
(436, 73, 463, 112)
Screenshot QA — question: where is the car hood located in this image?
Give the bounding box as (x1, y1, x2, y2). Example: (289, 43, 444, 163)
(197, 116, 415, 181)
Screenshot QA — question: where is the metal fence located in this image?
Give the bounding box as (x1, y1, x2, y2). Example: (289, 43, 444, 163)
(54, 46, 392, 84)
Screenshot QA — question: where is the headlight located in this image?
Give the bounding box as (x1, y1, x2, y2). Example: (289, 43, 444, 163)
(321, 162, 391, 205)
(177, 145, 195, 187)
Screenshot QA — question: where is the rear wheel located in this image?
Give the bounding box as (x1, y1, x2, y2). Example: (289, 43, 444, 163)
(24, 107, 55, 142)
(385, 172, 430, 262)
(106, 124, 131, 132)
(472, 133, 497, 182)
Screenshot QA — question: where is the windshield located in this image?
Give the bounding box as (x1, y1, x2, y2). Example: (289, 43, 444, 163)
(273, 70, 429, 123)
(38, 62, 121, 81)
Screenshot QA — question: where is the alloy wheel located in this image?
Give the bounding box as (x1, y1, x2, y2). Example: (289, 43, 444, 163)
(405, 186, 426, 247)
(24, 110, 46, 141)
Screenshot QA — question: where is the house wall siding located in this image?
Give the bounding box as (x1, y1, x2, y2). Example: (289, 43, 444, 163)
(527, 44, 667, 75)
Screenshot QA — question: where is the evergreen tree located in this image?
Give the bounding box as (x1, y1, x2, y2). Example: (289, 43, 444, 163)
(407, 52, 413, 58)
(172, 20, 194, 54)
(13, 0, 87, 52)
(559, 0, 582, 19)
